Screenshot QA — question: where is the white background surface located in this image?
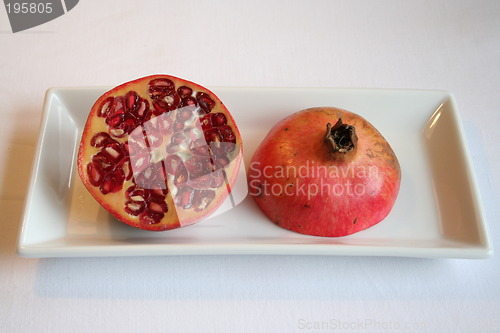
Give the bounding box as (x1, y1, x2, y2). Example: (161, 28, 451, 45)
(1, 0, 499, 332)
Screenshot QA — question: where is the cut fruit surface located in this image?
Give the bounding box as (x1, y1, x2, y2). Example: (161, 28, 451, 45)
(78, 75, 243, 231)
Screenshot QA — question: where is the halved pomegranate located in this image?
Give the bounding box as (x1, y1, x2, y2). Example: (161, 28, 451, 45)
(248, 107, 400, 237)
(78, 75, 243, 231)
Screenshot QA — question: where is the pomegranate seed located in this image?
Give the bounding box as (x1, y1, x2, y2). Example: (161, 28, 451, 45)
(126, 186, 147, 202)
(143, 122, 164, 148)
(157, 116, 173, 132)
(139, 212, 163, 225)
(106, 114, 125, 128)
(181, 96, 197, 107)
(150, 90, 167, 99)
(219, 125, 234, 138)
(214, 156, 230, 169)
(190, 139, 209, 156)
(121, 117, 137, 134)
(218, 126, 236, 144)
(195, 145, 211, 157)
(192, 190, 215, 211)
(209, 140, 236, 155)
(145, 162, 167, 189)
(165, 155, 183, 174)
(111, 167, 125, 184)
(118, 158, 133, 181)
(148, 199, 168, 214)
(226, 142, 238, 153)
(147, 132, 163, 148)
(135, 99, 149, 120)
(176, 187, 194, 209)
(131, 152, 150, 175)
(185, 156, 212, 177)
(178, 107, 194, 120)
(177, 86, 192, 98)
(200, 114, 213, 130)
(98, 97, 114, 117)
(87, 162, 104, 186)
(173, 120, 184, 132)
(212, 113, 227, 126)
(100, 173, 123, 194)
(92, 152, 113, 171)
(149, 78, 174, 88)
(102, 143, 123, 161)
(125, 91, 138, 110)
(197, 92, 215, 112)
(171, 132, 185, 145)
(109, 97, 125, 116)
(169, 95, 180, 109)
(174, 169, 188, 185)
(134, 163, 166, 189)
(128, 129, 148, 152)
(130, 195, 145, 203)
(152, 100, 168, 115)
(205, 128, 221, 143)
(143, 166, 153, 180)
(210, 171, 225, 188)
(125, 201, 145, 216)
(90, 132, 113, 147)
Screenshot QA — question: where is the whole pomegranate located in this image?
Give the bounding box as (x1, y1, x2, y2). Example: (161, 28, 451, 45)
(248, 107, 400, 237)
(78, 75, 242, 231)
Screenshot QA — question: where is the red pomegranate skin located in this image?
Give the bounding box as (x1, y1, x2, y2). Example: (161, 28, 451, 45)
(248, 107, 401, 237)
(78, 75, 242, 231)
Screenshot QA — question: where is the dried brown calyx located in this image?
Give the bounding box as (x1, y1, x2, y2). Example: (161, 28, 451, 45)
(324, 118, 358, 158)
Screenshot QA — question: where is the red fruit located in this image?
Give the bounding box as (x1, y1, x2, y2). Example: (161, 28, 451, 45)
(248, 107, 400, 237)
(78, 75, 243, 231)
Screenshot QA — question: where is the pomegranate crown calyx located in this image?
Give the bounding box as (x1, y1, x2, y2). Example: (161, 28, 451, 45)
(324, 118, 358, 156)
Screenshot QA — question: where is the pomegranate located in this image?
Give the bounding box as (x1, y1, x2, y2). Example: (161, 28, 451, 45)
(78, 75, 242, 231)
(248, 107, 400, 237)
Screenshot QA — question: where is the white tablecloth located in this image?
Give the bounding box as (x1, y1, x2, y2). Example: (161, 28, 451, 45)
(1, 1, 499, 332)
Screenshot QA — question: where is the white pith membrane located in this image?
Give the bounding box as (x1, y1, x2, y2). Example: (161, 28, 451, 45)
(84, 79, 240, 228)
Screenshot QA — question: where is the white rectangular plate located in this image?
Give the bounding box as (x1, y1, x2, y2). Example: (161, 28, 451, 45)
(17, 87, 492, 258)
